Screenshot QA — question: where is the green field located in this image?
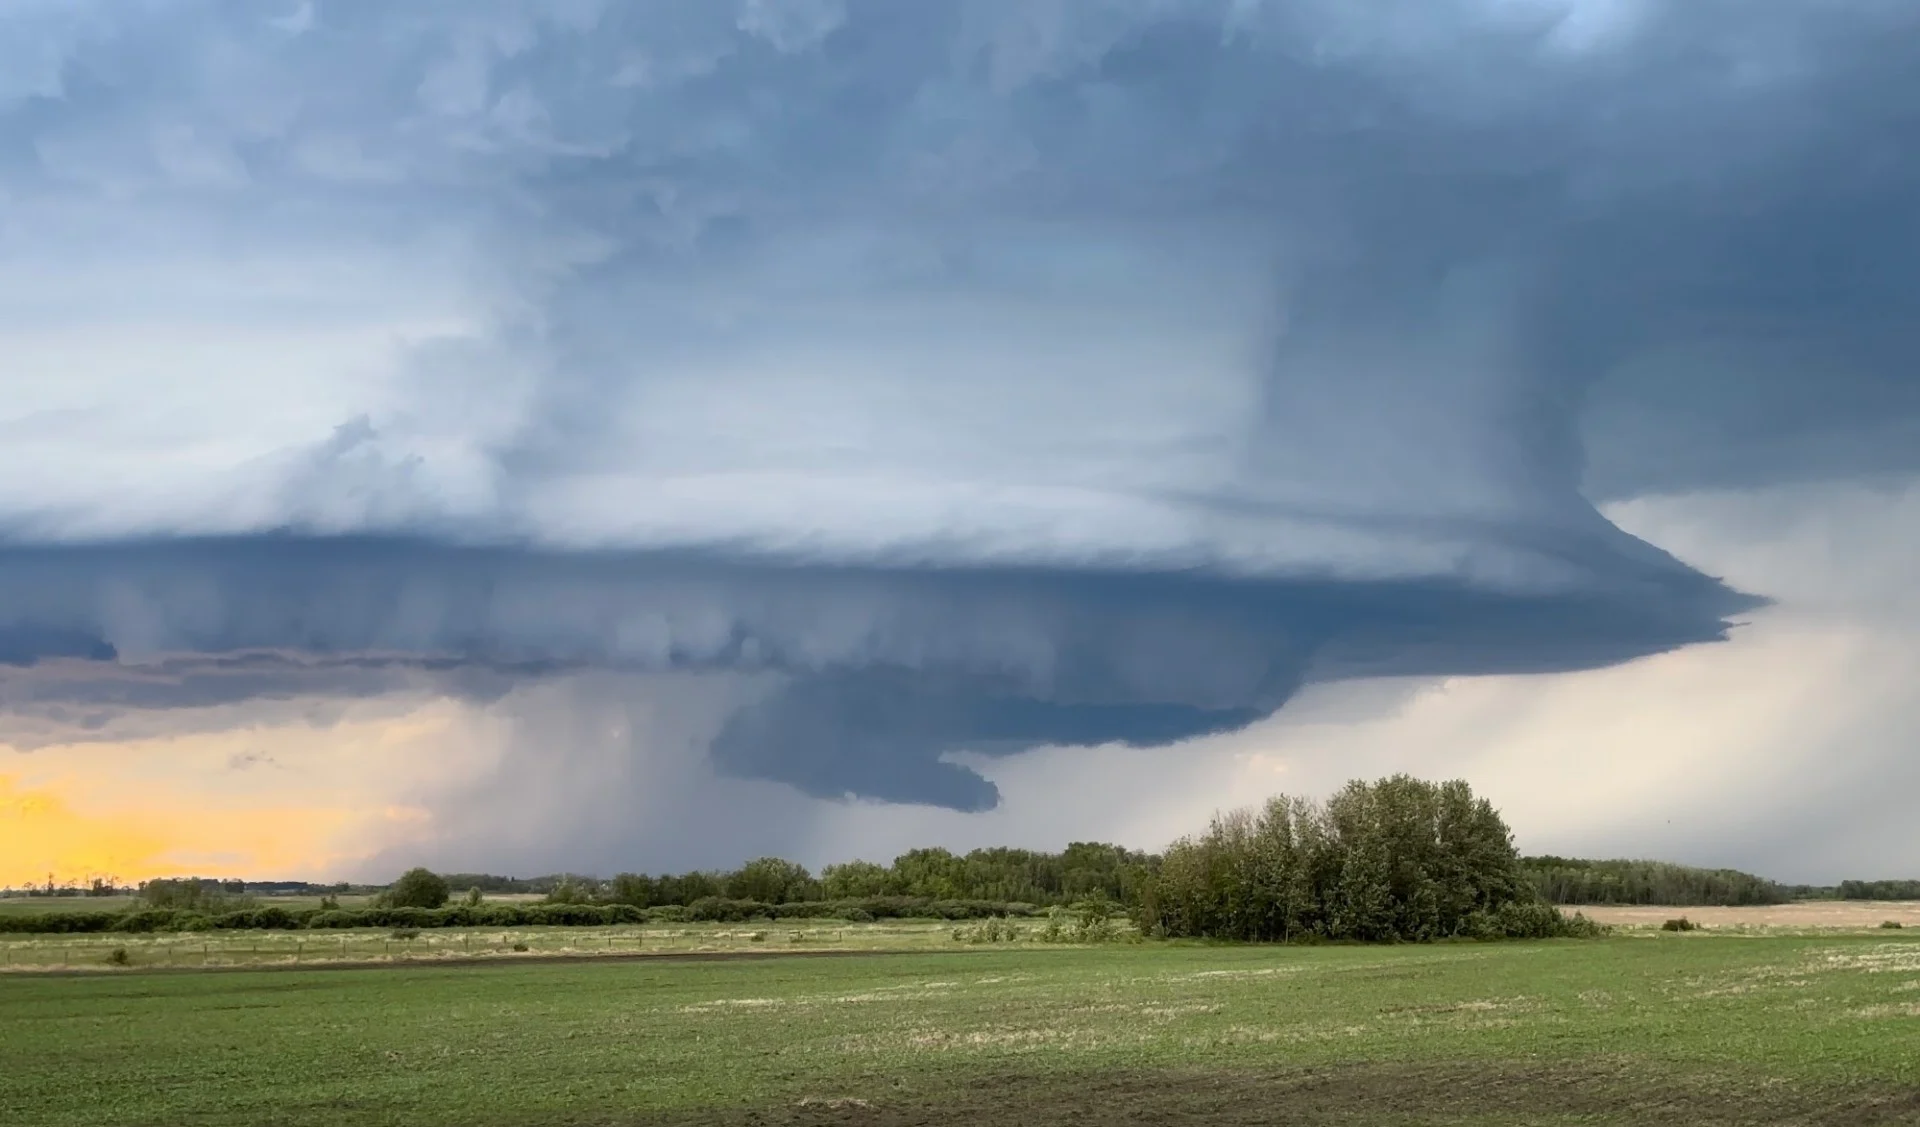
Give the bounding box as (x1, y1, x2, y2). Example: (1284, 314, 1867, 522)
(3, 933, 1918, 1126)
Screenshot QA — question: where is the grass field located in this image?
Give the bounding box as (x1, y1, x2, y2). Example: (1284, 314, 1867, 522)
(3, 932, 1918, 1126)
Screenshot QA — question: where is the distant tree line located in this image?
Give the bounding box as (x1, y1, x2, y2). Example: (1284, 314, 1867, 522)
(542, 841, 1153, 912)
(1136, 776, 1602, 942)
(1519, 867, 1920, 907)
(1519, 858, 1791, 907)
(3, 876, 131, 899)
(0, 898, 1056, 934)
(1835, 879, 1920, 901)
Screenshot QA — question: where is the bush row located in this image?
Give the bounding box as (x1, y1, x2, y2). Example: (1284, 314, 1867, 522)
(0, 897, 1045, 934)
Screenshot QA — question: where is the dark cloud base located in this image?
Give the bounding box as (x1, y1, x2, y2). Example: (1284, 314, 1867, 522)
(0, 534, 1757, 807)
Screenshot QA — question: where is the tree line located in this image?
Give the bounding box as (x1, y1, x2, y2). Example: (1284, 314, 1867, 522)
(538, 841, 1153, 911)
(1518, 857, 1790, 907)
(21, 855, 1909, 911)
(1516, 863, 1920, 906)
(1834, 879, 1920, 901)
(0, 898, 1057, 935)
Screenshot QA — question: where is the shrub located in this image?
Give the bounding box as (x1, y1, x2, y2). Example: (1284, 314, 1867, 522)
(543, 876, 597, 905)
(1487, 900, 1607, 939)
(1881, 920, 1904, 929)
(842, 907, 874, 923)
(1032, 903, 1125, 944)
(105, 947, 131, 967)
(954, 916, 1022, 944)
(251, 906, 300, 930)
(0, 911, 119, 935)
(111, 909, 186, 933)
(390, 928, 421, 940)
(1661, 917, 1700, 932)
(686, 897, 772, 923)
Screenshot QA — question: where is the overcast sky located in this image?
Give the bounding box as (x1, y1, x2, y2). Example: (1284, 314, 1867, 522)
(2, 0, 1916, 886)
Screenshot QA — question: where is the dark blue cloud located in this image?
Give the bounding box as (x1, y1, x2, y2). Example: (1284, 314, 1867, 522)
(0, 1, 1910, 807)
(0, 533, 1754, 804)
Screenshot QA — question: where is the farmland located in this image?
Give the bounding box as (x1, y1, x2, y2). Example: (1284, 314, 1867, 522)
(4, 931, 1919, 1126)
(0, 919, 965, 971)
(1578, 901, 1920, 930)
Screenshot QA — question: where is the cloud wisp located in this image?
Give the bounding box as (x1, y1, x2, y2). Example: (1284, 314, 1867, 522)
(2, 1, 1915, 815)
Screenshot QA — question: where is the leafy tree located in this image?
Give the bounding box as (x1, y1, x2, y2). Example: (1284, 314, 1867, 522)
(726, 858, 814, 904)
(543, 876, 596, 905)
(654, 871, 723, 905)
(1137, 776, 1582, 944)
(606, 873, 655, 908)
(890, 848, 965, 899)
(386, 868, 450, 910)
(820, 861, 891, 899)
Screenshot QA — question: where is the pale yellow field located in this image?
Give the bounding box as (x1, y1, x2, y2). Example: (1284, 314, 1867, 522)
(1577, 900, 1920, 930)
(0, 919, 972, 972)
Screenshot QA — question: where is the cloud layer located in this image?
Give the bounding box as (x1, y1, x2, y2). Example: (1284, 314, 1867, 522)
(3, 1, 1916, 811)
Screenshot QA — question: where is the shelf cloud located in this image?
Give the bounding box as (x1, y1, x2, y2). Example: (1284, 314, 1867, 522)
(2, 0, 1914, 813)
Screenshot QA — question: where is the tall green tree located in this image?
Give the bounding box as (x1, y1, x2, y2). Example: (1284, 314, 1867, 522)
(386, 868, 450, 910)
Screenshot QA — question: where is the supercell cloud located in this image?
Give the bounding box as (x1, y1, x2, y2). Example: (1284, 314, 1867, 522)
(1, 1, 1915, 811)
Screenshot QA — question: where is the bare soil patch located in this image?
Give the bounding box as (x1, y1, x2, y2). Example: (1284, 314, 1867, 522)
(1578, 901, 1920, 929)
(657, 1062, 1920, 1127)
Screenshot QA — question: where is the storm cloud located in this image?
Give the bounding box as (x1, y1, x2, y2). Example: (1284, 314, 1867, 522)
(2, 1, 1915, 812)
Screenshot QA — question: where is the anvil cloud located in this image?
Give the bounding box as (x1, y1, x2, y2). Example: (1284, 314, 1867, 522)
(2, 1, 1916, 813)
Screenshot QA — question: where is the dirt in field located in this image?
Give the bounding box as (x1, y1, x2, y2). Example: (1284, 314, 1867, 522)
(1576, 901, 1920, 929)
(658, 1062, 1920, 1126)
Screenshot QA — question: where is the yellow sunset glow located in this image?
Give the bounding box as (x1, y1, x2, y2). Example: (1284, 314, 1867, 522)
(0, 697, 492, 887)
(0, 773, 364, 886)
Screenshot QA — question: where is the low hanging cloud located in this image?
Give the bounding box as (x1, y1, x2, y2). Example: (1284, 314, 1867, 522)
(2, 1, 1916, 815)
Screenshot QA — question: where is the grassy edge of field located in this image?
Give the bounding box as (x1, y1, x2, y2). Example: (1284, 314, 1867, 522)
(2, 909, 1915, 976)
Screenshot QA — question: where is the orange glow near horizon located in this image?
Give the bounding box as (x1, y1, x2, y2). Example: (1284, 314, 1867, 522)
(0, 699, 488, 888)
(0, 772, 373, 887)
